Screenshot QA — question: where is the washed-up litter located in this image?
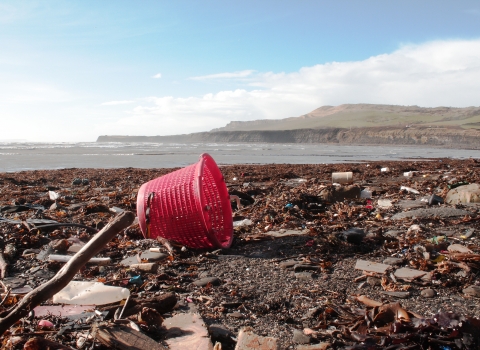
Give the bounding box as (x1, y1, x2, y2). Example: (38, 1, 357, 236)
(400, 185, 420, 194)
(331, 171, 353, 184)
(53, 281, 130, 305)
(48, 254, 111, 265)
(446, 183, 480, 204)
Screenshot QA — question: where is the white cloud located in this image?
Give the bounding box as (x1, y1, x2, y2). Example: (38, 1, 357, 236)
(101, 100, 135, 106)
(189, 70, 255, 80)
(152, 73, 162, 79)
(102, 39, 480, 136)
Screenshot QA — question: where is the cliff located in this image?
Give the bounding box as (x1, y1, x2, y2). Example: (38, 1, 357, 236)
(97, 125, 480, 149)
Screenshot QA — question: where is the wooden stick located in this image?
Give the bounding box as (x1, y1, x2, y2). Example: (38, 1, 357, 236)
(0, 252, 7, 280)
(0, 238, 8, 279)
(0, 211, 135, 335)
(24, 336, 73, 349)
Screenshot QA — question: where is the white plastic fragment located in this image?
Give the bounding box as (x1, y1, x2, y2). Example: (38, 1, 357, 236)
(400, 186, 420, 194)
(53, 281, 130, 305)
(377, 199, 393, 208)
(48, 254, 111, 265)
(48, 191, 60, 200)
(233, 219, 253, 227)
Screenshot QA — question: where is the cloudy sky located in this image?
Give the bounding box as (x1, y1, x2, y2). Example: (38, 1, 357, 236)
(1, 1, 480, 142)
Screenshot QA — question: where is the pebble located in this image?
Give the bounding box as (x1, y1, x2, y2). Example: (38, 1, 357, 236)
(384, 230, 403, 238)
(463, 285, 480, 298)
(293, 329, 311, 344)
(295, 272, 313, 281)
(208, 324, 232, 341)
(421, 288, 436, 298)
(380, 291, 411, 298)
(193, 277, 221, 287)
(392, 207, 472, 220)
(227, 312, 244, 319)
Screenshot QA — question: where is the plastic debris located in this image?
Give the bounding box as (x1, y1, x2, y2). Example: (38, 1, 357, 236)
(53, 281, 130, 305)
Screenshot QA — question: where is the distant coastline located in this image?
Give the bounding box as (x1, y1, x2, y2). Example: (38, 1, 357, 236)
(97, 104, 480, 149)
(97, 126, 480, 149)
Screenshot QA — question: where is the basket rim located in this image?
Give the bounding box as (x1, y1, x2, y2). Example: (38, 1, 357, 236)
(196, 153, 234, 249)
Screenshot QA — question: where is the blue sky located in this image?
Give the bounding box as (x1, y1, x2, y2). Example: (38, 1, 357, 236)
(1, 1, 480, 142)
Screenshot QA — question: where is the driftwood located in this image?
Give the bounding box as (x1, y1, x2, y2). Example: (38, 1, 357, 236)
(99, 292, 177, 318)
(0, 238, 7, 279)
(0, 211, 135, 335)
(23, 336, 73, 349)
(93, 324, 167, 350)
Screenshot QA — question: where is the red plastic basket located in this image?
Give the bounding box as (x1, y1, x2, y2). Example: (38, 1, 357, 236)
(136, 153, 233, 249)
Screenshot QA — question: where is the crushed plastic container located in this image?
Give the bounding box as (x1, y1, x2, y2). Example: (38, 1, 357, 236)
(53, 281, 130, 305)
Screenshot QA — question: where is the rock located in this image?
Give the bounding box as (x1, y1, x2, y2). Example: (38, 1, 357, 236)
(391, 207, 472, 220)
(463, 285, 480, 298)
(366, 277, 381, 286)
(193, 277, 221, 287)
(163, 313, 213, 350)
(397, 200, 425, 209)
(380, 291, 411, 298)
(355, 259, 391, 274)
(421, 289, 436, 298)
(383, 257, 404, 266)
(377, 199, 393, 208)
(71, 178, 82, 186)
(445, 183, 480, 204)
(208, 324, 233, 342)
(293, 329, 311, 344)
(235, 328, 278, 350)
(279, 260, 299, 269)
(447, 244, 473, 254)
(295, 272, 313, 280)
(340, 228, 366, 244)
(384, 230, 402, 238)
(227, 312, 244, 319)
(394, 268, 430, 282)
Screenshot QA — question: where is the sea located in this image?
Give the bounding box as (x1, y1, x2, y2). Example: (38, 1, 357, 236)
(0, 142, 479, 172)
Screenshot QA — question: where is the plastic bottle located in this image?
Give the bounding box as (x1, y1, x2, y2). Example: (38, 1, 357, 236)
(53, 281, 130, 305)
(332, 172, 353, 184)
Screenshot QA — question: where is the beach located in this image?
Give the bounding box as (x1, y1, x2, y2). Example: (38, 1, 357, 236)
(0, 158, 479, 349)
